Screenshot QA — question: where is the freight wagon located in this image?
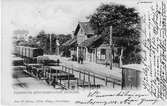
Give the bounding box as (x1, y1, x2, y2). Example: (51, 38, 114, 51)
(121, 64, 143, 89)
(15, 46, 43, 58)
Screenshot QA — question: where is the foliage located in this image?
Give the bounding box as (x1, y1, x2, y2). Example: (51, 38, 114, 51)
(88, 3, 141, 64)
(13, 29, 71, 54)
(36, 31, 71, 54)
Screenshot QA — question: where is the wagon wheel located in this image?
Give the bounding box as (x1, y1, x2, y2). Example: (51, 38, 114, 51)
(48, 77, 54, 85)
(32, 70, 37, 77)
(27, 67, 31, 73)
(38, 71, 44, 79)
(45, 78, 50, 84)
(39, 72, 43, 79)
(29, 69, 33, 76)
(35, 70, 38, 77)
(44, 72, 49, 83)
(25, 66, 29, 73)
(51, 78, 57, 88)
(45, 76, 54, 85)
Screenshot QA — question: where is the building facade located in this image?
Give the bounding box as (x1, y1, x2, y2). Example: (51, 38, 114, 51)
(63, 21, 119, 66)
(74, 22, 111, 64)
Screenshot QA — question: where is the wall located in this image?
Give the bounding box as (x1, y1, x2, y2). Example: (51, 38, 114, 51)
(77, 28, 87, 44)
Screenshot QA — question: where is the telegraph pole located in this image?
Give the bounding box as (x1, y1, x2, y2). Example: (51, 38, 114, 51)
(50, 34, 52, 54)
(56, 39, 60, 55)
(110, 26, 113, 70)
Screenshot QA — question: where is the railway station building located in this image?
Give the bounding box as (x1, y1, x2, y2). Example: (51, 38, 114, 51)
(63, 21, 120, 66)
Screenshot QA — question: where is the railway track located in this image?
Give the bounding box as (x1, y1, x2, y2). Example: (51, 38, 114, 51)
(13, 46, 122, 89)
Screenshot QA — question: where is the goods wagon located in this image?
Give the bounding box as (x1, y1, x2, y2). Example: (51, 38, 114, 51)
(22, 47, 26, 57)
(15, 46, 43, 58)
(13, 46, 20, 55)
(20, 46, 24, 57)
(121, 64, 143, 89)
(18, 46, 23, 56)
(29, 48, 43, 58)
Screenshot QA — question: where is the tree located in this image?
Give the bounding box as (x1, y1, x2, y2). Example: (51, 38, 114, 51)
(57, 34, 71, 54)
(57, 34, 71, 45)
(36, 30, 50, 54)
(36, 31, 71, 54)
(26, 35, 39, 48)
(88, 3, 141, 64)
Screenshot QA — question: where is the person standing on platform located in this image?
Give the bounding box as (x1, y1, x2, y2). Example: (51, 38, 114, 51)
(80, 55, 84, 64)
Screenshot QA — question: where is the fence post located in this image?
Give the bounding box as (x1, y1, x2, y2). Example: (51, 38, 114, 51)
(43, 65, 45, 78)
(83, 72, 85, 86)
(56, 69, 58, 82)
(76, 78, 79, 88)
(79, 72, 81, 80)
(93, 74, 95, 85)
(59, 77, 61, 84)
(88, 72, 90, 87)
(113, 80, 115, 88)
(105, 77, 107, 86)
(50, 67, 51, 79)
(68, 70, 70, 89)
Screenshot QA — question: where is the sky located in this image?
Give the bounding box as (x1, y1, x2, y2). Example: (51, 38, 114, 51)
(2, 0, 140, 36)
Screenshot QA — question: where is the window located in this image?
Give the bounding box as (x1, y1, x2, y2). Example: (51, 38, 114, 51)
(101, 49, 106, 55)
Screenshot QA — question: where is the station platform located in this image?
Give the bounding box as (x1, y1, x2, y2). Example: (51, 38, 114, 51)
(46, 55, 122, 82)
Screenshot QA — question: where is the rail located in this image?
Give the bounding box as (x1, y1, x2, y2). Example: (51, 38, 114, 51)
(15, 53, 122, 89)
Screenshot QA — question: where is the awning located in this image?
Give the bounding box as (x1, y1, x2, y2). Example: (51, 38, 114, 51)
(78, 35, 103, 48)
